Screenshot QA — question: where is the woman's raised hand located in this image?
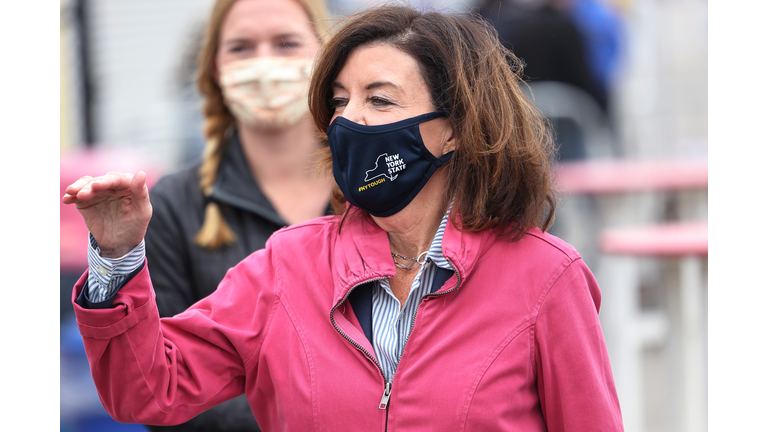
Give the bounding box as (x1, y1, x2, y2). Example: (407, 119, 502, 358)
(62, 171, 153, 258)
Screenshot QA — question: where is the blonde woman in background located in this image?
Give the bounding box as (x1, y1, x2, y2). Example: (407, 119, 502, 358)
(143, 0, 332, 430)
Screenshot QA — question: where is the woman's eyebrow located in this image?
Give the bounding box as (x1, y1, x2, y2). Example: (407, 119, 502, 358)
(223, 38, 251, 46)
(330, 81, 401, 91)
(365, 81, 401, 91)
(273, 32, 302, 41)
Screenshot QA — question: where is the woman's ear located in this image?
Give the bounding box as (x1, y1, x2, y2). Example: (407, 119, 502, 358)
(420, 117, 456, 157)
(442, 120, 456, 154)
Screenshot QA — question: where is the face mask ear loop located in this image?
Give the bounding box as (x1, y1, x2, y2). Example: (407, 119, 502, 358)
(436, 151, 454, 166)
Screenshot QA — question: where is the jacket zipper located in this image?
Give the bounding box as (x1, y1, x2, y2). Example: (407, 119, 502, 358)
(379, 382, 392, 409)
(330, 259, 462, 431)
(386, 258, 463, 430)
(329, 278, 393, 428)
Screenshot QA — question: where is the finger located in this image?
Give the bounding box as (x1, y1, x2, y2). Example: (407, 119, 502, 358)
(76, 172, 133, 200)
(88, 172, 133, 193)
(131, 171, 153, 220)
(62, 193, 80, 205)
(131, 171, 148, 200)
(63, 175, 97, 204)
(64, 175, 94, 197)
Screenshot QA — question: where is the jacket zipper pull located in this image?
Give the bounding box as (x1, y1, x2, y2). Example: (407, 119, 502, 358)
(379, 382, 392, 410)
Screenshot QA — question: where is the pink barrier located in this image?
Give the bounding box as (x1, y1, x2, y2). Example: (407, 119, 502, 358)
(599, 221, 708, 257)
(554, 159, 708, 194)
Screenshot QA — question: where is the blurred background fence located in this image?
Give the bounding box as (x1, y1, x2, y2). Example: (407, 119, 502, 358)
(60, 0, 707, 431)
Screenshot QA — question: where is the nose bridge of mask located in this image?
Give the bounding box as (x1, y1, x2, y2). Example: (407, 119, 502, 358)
(327, 111, 447, 135)
(332, 112, 449, 163)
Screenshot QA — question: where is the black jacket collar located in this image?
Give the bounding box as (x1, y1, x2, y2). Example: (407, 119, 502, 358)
(210, 131, 288, 227)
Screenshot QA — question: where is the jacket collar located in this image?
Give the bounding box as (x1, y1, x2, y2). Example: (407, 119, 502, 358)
(210, 131, 287, 227)
(330, 206, 497, 305)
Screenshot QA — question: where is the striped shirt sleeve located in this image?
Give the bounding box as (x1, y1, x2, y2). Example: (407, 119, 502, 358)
(85, 233, 146, 303)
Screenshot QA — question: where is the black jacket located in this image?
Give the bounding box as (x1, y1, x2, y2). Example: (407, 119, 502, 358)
(143, 134, 329, 431)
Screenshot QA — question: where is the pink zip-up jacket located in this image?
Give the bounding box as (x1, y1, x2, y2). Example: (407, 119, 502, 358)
(73, 211, 624, 431)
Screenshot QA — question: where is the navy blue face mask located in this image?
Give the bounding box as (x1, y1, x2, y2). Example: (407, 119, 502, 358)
(326, 111, 453, 217)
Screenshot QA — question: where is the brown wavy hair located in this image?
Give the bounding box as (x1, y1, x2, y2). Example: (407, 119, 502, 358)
(194, 0, 332, 250)
(308, 5, 556, 241)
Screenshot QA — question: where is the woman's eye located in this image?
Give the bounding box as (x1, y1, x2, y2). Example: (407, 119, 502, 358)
(280, 40, 301, 50)
(370, 97, 392, 106)
(329, 98, 348, 110)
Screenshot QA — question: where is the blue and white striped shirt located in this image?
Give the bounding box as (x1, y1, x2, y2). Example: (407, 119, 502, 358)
(85, 203, 455, 383)
(372, 202, 454, 382)
(85, 234, 145, 303)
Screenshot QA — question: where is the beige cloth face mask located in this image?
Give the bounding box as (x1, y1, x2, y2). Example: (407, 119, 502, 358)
(219, 56, 313, 130)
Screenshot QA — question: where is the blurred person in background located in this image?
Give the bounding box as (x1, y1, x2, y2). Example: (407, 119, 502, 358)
(475, 0, 605, 161)
(64, 5, 623, 430)
(476, 0, 602, 108)
(143, 0, 332, 430)
(563, 0, 624, 114)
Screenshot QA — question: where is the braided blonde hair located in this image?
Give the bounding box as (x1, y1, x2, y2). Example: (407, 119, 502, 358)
(194, 0, 331, 250)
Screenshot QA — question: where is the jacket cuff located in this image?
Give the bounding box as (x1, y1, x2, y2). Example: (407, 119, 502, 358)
(73, 261, 158, 340)
(76, 261, 146, 309)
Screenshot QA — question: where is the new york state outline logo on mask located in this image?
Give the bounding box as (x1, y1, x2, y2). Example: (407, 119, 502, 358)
(357, 153, 406, 193)
(365, 153, 406, 182)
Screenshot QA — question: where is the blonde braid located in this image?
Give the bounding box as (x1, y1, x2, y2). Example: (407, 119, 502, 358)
(194, 80, 238, 249)
(194, 93, 238, 250)
(194, 0, 238, 251)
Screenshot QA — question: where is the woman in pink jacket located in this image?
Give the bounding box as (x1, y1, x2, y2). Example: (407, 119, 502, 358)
(64, 4, 624, 431)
